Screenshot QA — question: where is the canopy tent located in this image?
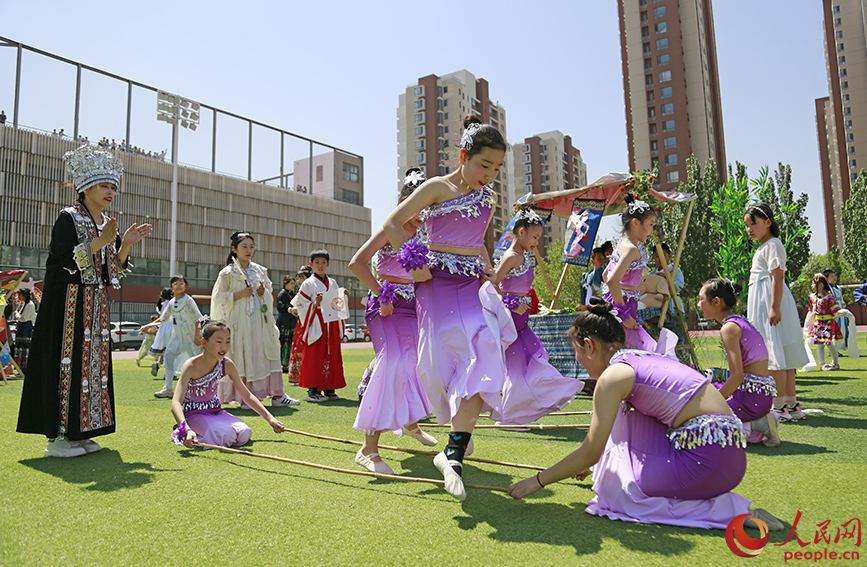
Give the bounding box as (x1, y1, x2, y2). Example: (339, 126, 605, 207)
(515, 172, 700, 368)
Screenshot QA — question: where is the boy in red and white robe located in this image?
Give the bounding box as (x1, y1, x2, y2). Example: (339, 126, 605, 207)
(291, 249, 346, 402)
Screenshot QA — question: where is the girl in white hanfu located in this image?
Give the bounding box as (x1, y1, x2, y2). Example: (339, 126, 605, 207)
(210, 232, 299, 408)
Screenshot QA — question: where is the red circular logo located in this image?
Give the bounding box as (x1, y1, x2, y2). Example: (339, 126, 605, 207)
(725, 514, 770, 558)
(331, 297, 345, 311)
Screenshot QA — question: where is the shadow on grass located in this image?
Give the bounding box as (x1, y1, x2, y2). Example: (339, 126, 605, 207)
(20, 449, 163, 491)
(781, 414, 867, 431)
(799, 397, 867, 409)
(797, 376, 862, 386)
(746, 439, 836, 456)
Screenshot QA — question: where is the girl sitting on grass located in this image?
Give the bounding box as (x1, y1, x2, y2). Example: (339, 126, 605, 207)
(697, 278, 780, 447)
(171, 319, 285, 448)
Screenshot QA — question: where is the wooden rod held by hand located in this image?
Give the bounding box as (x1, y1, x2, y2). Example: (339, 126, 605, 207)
(418, 423, 590, 430)
(194, 442, 508, 492)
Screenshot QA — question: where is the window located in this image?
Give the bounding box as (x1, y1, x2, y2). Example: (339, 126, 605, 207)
(524, 184, 532, 193)
(523, 174, 532, 183)
(842, 81, 849, 89)
(852, 172, 858, 182)
(444, 126, 449, 133)
(315, 165, 323, 182)
(414, 86, 424, 96)
(523, 164, 531, 173)
(415, 140, 425, 150)
(443, 86, 448, 93)
(414, 126, 424, 136)
(846, 120, 853, 129)
(839, 55, 846, 64)
(444, 112, 449, 120)
(844, 107, 851, 116)
(522, 154, 531, 163)
(838, 43, 845, 52)
(649, 124, 658, 136)
(849, 146, 856, 155)
(416, 153, 425, 164)
(664, 154, 678, 166)
(666, 171, 680, 184)
(660, 86, 673, 99)
(443, 99, 448, 107)
(646, 74, 653, 87)
(836, 30, 843, 39)
(656, 38, 668, 50)
(663, 136, 676, 149)
(834, 5, 840, 13)
(522, 144, 530, 152)
(841, 68, 848, 77)
(846, 133, 854, 142)
(641, 11, 648, 23)
(661, 103, 674, 115)
(662, 119, 675, 132)
(835, 17, 842, 26)
(657, 53, 670, 66)
(850, 159, 857, 169)
(643, 42, 651, 55)
(414, 112, 424, 123)
(655, 22, 667, 33)
(650, 140, 658, 152)
(340, 189, 360, 205)
(645, 58, 652, 71)
(647, 90, 655, 104)
(843, 94, 850, 103)
(648, 107, 656, 119)
(343, 162, 360, 182)
(642, 26, 650, 39)
(659, 70, 671, 82)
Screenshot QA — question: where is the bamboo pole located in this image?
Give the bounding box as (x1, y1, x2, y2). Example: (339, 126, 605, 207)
(550, 263, 572, 310)
(195, 442, 508, 493)
(418, 423, 590, 430)
(533, 248, 555, 300)
(482, 411, 591, 418)
(282, 428, 544, 471)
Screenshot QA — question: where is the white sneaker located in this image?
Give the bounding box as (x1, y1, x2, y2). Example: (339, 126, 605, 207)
(271, 394, 300, 407)
(78, 439, 102, 453)
(154, 386, 173, 398)
(44, 437, 87, 458)
(354, 449, 394, 475)
(434, 451, 466, 500)
(403, 425, 438, 446)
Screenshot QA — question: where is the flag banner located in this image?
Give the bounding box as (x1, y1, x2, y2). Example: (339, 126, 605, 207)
(561, 199, 605, 266)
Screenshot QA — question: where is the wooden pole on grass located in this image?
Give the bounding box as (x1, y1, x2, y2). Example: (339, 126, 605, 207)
(195, 442, 508, 493)
(550, 263, 572, 310)
(419, 423, 590, 430)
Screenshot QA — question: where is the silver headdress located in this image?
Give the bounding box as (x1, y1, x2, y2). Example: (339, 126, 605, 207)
(63, 145, 123, 193)
(626, 199, 651, 215)
(404, 170, 426, 188)
(518, 208, 545, 225)
(460, 123, 483, 151)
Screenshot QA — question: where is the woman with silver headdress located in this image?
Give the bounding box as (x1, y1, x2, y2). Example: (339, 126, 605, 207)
(17, 145, 152, 457)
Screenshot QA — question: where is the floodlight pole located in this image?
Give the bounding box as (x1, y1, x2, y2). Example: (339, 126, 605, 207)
(170, 121, 179, 275)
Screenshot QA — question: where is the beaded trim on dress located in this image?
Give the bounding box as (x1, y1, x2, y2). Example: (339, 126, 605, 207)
(421, 185, 495, 221)
(428, 250, 484, 277)
(667, 414, 747, 450)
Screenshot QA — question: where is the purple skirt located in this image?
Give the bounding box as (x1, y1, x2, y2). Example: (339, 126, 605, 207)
(353, 292, 434, 435)
(415, 267, 506, 422)
(587, 409, 751, 529)
(604, 292, 659, 351)
(490, 308, 582, 425)
(172, 408, 252, 448)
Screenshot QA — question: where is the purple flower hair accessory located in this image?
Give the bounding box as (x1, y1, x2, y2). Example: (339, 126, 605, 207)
(378, 280, 397, 305)
(398, 239, 430, 272)
(502, 294, 521, 310)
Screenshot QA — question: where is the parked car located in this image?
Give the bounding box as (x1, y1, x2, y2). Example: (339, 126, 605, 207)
(343, 324, 359, 342)
(110, 321, 145, 350)
(359, 324, 371, 342)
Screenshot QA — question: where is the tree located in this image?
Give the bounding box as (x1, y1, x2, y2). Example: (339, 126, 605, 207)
(841, 169, 867, 280)
(710, 165, 753, 312)
(755, 163, 811, 283)
(531, 239, 585, 310)
(658, 156, 720, 305)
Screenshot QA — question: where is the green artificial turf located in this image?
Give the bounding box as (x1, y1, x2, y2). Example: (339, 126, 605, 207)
(1, 338, 864, 566)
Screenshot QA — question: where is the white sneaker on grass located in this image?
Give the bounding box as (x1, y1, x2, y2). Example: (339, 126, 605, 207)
(78, 439, 102, 453)
(44, 437, 87, 458)
(154, 386, 173, 398)
(271, 394, 300, 407)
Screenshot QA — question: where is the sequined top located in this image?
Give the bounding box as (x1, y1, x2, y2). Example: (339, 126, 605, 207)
(181, 359, 224, 412)
(376, 232, 423, 279)
(603, 239, 647, 289)
(498, 251, 534, 295)
(723, 314, 768, 367)
(423, 186, 495, 249)
(612, 349, 708, 428)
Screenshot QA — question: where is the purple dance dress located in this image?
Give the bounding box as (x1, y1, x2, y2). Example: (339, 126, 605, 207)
(415, 186, 515, 422)
(586, 350, 751, 529)
(353, 235, 434, 436)
(602, 241, 674, 351)
(490, 251, 582, 425)
(171, 359, 252, 447)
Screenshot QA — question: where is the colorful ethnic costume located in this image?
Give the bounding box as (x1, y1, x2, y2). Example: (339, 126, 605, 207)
(17, 201, 128, 441)
(353, 234, 434, 436)
(586, 350, 751, 529)
(808, 292, 842, 345)
(492, 251, 582, 425)
(171, 359, 252, 448)
(291, 274, 346, 394)
(211, 262, 284, 403)
(413, 186, 515, 423)
(747, 237, 808, 370)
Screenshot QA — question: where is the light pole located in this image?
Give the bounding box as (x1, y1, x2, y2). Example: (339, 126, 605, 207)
(157, 91, 200, 275)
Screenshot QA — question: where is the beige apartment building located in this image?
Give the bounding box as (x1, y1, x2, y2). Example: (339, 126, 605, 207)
(618, 0, 726, 190)
(816, 0, 867, 249)
(513, 131, 588, 256)
(397, 70, 510, 249)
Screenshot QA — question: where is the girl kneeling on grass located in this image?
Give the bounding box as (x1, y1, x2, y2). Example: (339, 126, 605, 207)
(171, 319, 286, 448)
(508, 298, 783, 531)
(698, 278, 780, 447)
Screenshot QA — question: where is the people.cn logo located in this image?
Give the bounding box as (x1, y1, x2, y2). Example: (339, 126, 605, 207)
(726, 514, 770, 558)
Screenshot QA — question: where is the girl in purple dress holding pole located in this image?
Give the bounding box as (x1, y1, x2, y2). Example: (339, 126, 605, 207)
(491, 210, 582, 425)
(508, 298, 784, 531)
(171, 320, 285, 449)
(348, 168, 437, 475)
(698, 278, 780, 447)
(382, 116, 515, 500)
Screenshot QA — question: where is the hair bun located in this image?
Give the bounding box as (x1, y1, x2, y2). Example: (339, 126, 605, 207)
(586, 297, 614, 317)
(463, 115, 482, 129)
(623, 193, 636, 204)
(732, 281, 743, 295)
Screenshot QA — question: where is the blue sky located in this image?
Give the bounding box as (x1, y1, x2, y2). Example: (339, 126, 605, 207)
(0, 1, 830, 252)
